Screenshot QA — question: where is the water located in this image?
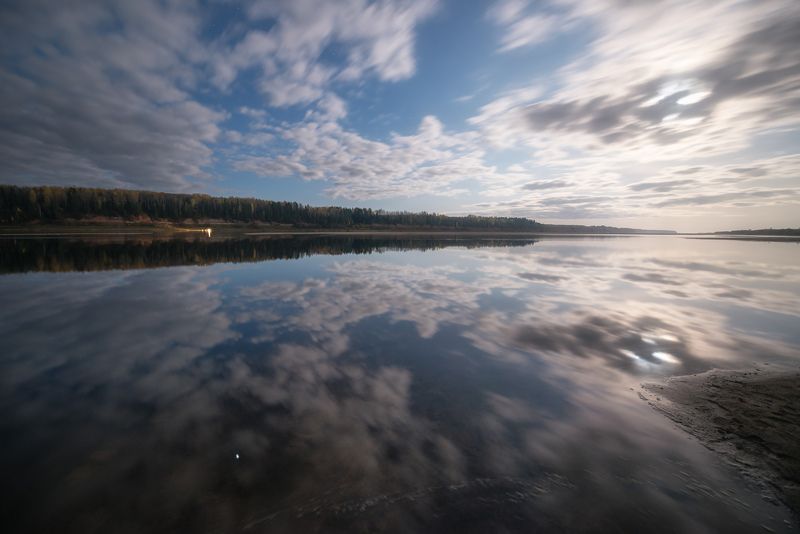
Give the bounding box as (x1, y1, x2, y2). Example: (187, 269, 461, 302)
(1, 235, 798, 533)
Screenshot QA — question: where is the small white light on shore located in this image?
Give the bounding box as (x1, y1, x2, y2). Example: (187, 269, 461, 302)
(235, 453, 240, 459)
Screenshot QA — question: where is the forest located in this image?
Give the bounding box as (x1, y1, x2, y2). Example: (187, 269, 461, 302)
(714, 228, 800, 236)
(0, 185, 538, 230)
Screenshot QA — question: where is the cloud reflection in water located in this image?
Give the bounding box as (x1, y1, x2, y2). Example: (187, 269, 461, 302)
(1, 236, 798, 532)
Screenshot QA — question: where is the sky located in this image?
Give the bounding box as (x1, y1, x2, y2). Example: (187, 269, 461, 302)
(1, 0, 798, 232)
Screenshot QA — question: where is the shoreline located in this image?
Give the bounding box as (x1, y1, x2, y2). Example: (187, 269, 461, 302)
(3, 228, 798, 244)
(0, 226, 667, 238)
(0, 222, 676, 237)
(3, 225, 797, 240)
(641, 365, 800, 518)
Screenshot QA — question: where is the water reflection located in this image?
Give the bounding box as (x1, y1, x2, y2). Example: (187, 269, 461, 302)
(1, 236, 798, 532)
(0, 235, 536, 273)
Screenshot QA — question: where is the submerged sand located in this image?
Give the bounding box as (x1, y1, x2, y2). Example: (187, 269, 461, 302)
(641, 365, 800, 517)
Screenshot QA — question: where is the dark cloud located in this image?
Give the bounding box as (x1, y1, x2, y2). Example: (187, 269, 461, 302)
(539, 195, 615, 206)
(512, 314, 707, 374)
(521, 179, 570, 190)
(622, 272, 682, 286)
(523, 86, 703, 144)
(652, 188, 793, 208)
(704, 16, 800, 104)
(628, 179, 695, 192)
(714, 289, 754, 299)
(650, 259, 775, 278)
(674, 167, 704, 175)
(0, 0, 439, 194)
(730, 167, 768, 177)
(663, 289, 690, 298)
(517, 272, 565, 282)
(521, 9, 800, 150)
(0, 0, 221, 190)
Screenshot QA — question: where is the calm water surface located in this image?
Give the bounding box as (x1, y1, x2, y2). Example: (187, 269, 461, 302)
(1, 235, 799, 533)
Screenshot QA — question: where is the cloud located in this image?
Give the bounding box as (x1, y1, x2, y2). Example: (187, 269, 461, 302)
(652, 188, 795, 208)
(0, 0, 797, 226)
(472, 0, 800, 224)
(213, 0, 438, 106)
(235, 113, 517, 199)
(517, 272, 565, 282)
(0, 0, 223, 190)
(522, 179, 570, 190)
(554, 0, 800, 137)
(622, 272, 682, 286)
(628, 179, 695, 192)
(487, 0, 565, 52)
(0, 0, 439, 192)
(465, 151, 800, 224)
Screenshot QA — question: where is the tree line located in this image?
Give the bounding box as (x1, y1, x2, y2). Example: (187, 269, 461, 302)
(0, 185, 538, 229)
(715, 228, 800, 236)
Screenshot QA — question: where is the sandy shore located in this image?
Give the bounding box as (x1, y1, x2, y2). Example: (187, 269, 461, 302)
(641, 365, 800, 517)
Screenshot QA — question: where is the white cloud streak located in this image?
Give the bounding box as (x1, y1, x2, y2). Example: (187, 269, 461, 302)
(474, 0, 800, 227)
(213, 0, 438, 106)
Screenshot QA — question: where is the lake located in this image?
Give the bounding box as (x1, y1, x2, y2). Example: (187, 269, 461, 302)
(1, 235, 798, 533)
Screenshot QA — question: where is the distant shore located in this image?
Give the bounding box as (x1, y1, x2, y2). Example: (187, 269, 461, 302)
(0, 184, 675, 235)
(687, 235, 800, 243)
(641, 366, 800, 518)
(0, 223, 672, 238)
(4, 222, 799, 243)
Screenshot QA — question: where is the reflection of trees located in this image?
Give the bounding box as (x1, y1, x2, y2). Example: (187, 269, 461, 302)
(0, 236, 537, 274)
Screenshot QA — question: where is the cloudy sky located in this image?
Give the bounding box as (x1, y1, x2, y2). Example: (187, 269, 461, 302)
(1, 0, 798, 231)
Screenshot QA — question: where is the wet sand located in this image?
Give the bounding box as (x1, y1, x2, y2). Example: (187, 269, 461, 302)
(641, 365, 800, 517)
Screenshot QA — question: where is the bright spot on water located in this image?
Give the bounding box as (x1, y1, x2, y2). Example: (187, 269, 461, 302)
(235, 453, 240, 459)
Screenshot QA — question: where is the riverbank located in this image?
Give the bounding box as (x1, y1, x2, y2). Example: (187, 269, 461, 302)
(641, 366, 800, 517)
(0, 223, 657, 238)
